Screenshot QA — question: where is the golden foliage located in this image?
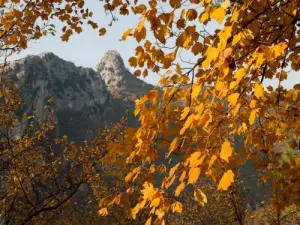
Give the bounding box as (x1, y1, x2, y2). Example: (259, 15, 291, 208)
(1, 0, 300, 223)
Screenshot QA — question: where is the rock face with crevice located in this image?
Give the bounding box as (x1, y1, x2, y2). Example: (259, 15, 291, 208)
(7, 51, 153, 142)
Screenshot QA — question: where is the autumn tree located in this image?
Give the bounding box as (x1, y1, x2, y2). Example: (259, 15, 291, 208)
(1, 0, 300, 224)
(0, 78, 148, 224)
(100, 0, 300, 223)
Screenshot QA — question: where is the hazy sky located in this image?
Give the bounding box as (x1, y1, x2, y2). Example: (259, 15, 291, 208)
(9, 2, 157, 81)
(9, 1, 298, 88)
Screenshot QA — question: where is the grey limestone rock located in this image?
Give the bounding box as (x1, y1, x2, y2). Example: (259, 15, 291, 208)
(7, 51, 152, 142)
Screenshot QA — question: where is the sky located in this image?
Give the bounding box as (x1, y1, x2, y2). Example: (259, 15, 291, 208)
(9, 1, 160, 82)
(9, 1, 298, 89)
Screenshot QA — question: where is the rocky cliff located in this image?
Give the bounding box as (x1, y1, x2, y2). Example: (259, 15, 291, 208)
(7, 51, 152, 142)
(97, 50, 153, 101)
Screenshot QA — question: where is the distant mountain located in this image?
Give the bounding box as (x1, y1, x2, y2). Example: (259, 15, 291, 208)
(7, 50, 153, 142)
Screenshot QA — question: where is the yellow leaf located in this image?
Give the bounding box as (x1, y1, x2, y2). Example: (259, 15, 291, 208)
(192, 85, 201, 100)
(169, 163, 180, 178)
(187, 152, 205, 167)
(254, 83, 264, 99)
(180, 114, 194, 135)
(220, 139, 232, 162)
(249, 108, 260, 125)
(221, 0, 230, 9)
(233, 103, 241, 116)
(120, 28, 132, 41)
(234, 68, 246, 84)
(188, 167, 201, 184)
(230, 8, 240, 22)
(217, 170, 234, 191)
(180, 107, 190, 120)
(132, 203, 142, 219)
(171, 201, 183, 213)
(199, 11, 209, 23)
(180, 75, 190, 84)
(137, 17, 146, 32)
(125, 167, 140, 182)
(194, 188, 207, 206)
(208, 155, 217, 168)
(210, 7, 226, 24)
(179, 170, 187, 182)
(150, 198, 160, 207)
(249, 100, 257, 109)
(228, 93, 239, 106)
(232, 32, 244, 46)
(202, 47, 219, 69)
(272, 42, 287, 58)
(223, 47, 233, 60)
(167, 137, 180, 157)
(243, 29, 254, 40)
(175, 182, 185, 197)
(98, 208, 109, 216)
(253, 53, 265, 70)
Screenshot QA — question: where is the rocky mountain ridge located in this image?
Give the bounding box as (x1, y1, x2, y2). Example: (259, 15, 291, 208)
(7, 50, 153, 142)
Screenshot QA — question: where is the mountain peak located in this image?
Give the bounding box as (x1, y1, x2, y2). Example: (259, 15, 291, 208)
(96, 50, 153, 101)
(103, 50, 124, 64)
(38, 52, 56, 58)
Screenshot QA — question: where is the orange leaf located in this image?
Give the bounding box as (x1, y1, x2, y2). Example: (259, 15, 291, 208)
(254, 83, 264, 99)
(202, 47, 219, 69)
(99, 28, 106, 36)
(217, 170, 234, 191)
(137, 17, 146, 32)
(228, 93, 239, 106)
(192, 85, 201, 100)
(249, 108, 260, 125)
(179, 114, 194, 135)
(120, 28, 132, 41)
(171, 201, 183, 213)
(210, 7, 226, 24)
(145, 217, 152, 225)
(180, 107, 190, 120)
(175, 182, 185, 197)
(220, 139, 232, 162)
(208, 154, 217, 168)
(188, 167, 201, 184)
(98, 208, 109, 216)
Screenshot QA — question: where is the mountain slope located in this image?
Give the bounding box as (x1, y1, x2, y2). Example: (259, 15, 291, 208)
(7, 51, 153, 142)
